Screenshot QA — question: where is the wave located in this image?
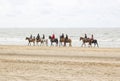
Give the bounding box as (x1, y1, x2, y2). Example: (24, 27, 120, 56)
(0, 28, 120, 47)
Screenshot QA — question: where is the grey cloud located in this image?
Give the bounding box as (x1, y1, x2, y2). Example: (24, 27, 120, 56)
(0, 0, 120, 28)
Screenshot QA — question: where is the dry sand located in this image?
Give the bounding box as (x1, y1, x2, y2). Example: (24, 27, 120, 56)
(0, 45, 120, 81)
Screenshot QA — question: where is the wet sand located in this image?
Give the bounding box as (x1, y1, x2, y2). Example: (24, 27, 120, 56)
(0, 45, 120, 81)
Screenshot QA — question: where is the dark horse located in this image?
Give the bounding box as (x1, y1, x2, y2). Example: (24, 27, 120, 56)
(59, 36, 72, 46)
(49, 36, 58, 46)
(26, 37, 35, 46)
(80, 37, 99, 47)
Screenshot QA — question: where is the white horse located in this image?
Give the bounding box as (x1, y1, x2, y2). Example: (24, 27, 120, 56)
(36, 38, 48, 46)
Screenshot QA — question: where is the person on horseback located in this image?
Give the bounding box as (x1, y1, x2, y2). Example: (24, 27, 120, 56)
(90, 34, 94, 42)
(33, 36, 35, 39)
(91, 34, 94, 40)
(61, 33, 64, 38)
(30, 34, 32, 39)
(65, 34, 68, 42)
(42, 34, 45, 39)
(36, 33, 40, 40)
(84, 34, 87, 38)
(51, 34, 55, 40)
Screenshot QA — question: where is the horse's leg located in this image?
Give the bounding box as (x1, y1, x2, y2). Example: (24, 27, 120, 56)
(94, 40, 99, 48)
(59, 42, 60, 47)
(39, 42, 40, 46)
(64, 42, 66, 47)
(46, 40, 48, 46)
(96, 42, 99, 48)
(56, 42, 58, 46)
(94, 43, 96, 47)
(38, 42, 40, 46)
(45, 41, 47, 46)
(41, 42, 43, 46)
(69, 43, 71, 47)
(40, 41, 42, 46)
(36, 42, 38, 46)
(89, 42, 92, 48)
(41, 41, 44, 46)
(41, 40, 43, 46)
(60, 41, 63, 47)
(90, 43, 92, 48)
(33, 42, 35, 46)
(42, 41, 44, 46)
(56, 41, 58, 46)
(59, 41, 60, 47)
(61, 42, 64, 46)
(59, 41, 61, 47)
(84, 43, 86, 47)
(51, 42, 52, 46)
(81, 43, 84, 47)
(28, 41, 30, 46)
(27, 41, 29, 46)
(59, 42, 62, 46)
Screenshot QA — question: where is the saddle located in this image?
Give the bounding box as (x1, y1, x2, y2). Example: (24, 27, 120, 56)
(65, 38, 69, 42)
(52, 38, 55, 41)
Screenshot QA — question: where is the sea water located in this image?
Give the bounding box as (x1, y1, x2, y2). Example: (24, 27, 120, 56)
(0, 28, 120, 48)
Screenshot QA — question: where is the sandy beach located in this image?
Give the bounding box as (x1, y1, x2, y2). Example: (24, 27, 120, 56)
(0, 45, 120, 81)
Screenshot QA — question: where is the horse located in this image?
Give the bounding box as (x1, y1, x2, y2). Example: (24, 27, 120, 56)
(36, 38, 48, 46)
(59, 36, 72, 46)
(49, 36, 58, 46)
(80, 37, 99, 47)
(26, 37, 35, 46)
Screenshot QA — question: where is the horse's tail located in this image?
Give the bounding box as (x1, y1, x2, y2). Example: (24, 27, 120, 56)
(56, 39, 58, 45)
(95, 40, 99, 48)
(96, 41, 99, 48)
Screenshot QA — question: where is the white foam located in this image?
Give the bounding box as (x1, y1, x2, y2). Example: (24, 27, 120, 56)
(0, 28, 120, 48)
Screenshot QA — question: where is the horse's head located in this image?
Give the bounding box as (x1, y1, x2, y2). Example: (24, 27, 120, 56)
(49, 36, 51, 39)
(80, 37, 83, 41)
(26, 37, 29, 40)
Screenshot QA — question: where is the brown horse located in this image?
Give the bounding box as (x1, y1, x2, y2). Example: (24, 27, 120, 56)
(36, 38, 48, 46)
(26, 37, 35, 46)
(80, 37, 99, 47)
(59, 37, 72, 46)
(80, 37, 91, 47)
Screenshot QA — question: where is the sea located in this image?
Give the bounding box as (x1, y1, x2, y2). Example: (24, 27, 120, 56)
(0, 28, 120, 48)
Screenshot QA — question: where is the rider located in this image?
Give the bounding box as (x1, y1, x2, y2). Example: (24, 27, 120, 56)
(30, 34, 32, 39)
(61, 33, 64, 38)
(65, 34, 68, 42)
(42, 34, 45, 39)
(36, 33, 40, 40)
(51, 33, 55, 40)
(91, 34, 94, 42)
(84, 34, 87, 38)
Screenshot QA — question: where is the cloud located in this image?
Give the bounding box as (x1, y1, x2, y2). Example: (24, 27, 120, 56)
(0, 0, 120, 28)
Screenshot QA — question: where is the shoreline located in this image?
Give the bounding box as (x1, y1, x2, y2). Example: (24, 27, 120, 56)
(0, 44, 120, 48)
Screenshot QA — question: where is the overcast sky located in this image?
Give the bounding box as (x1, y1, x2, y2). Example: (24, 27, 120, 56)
(0, 0, 120, 28)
